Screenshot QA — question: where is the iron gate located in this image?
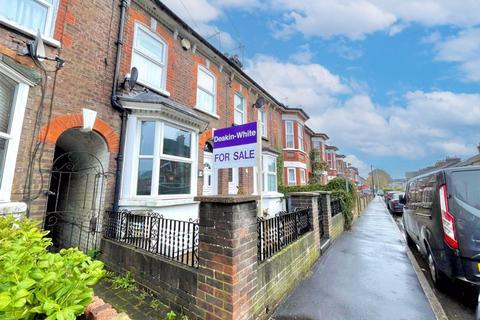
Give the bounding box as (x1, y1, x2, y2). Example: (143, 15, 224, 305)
(42, 151, 107, 254)
(318, 197, 326, 240)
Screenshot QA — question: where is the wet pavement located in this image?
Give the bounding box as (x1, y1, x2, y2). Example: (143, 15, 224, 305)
(273, 196, 436, 320)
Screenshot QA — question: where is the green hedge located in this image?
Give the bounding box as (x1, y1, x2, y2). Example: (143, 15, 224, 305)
(279, 177, 358, 230)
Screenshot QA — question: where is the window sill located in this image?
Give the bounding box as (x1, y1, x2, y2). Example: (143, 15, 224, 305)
(262, 136, 269, 141)
(262, 192, 284, 199)
(0, 18, 61, 47)
(0, 201, 27, 216)
(194, 107, 220, 119)
(119, 197, 198, 208)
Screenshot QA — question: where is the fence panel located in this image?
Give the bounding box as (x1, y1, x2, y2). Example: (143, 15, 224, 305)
(257, 208, 312, 262)
(330, 197, 342, 217)
(103, 210, 199, 268)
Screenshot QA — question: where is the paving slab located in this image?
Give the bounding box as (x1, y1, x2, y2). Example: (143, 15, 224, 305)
(273, 197, 436, 320)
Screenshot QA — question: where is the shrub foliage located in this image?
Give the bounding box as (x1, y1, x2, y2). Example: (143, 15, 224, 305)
(279, 177, 358, 230)
(0, 215, 105, 320)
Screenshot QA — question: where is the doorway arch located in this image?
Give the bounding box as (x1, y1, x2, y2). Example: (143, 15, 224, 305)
(43, 128, 109, 253)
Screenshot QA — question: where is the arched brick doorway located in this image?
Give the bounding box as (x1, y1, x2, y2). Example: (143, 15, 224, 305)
(37, 114, 119, 252)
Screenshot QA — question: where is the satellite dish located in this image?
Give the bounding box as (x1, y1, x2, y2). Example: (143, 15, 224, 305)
(31, 30, 46, 61)
(254, 96, 265, 109)
(128, 67, 138, 89)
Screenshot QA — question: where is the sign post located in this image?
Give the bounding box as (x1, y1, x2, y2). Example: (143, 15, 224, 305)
(213, 122, 262, 216)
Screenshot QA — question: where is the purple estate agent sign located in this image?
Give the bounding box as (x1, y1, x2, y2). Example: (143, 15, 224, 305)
(212, 122, 258, 169)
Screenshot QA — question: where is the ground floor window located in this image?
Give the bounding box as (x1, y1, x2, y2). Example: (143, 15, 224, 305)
(300, 168, 306, 185)
(133, 119, 196, 197)
(263, 154, 277, 193)
(0, 64, 30, 202)
(287, 168, 296, 186)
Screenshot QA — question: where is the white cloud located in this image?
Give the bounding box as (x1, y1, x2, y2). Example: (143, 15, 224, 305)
(270, 0, 480, 40)
(289, 44, 313, 64)
(344, 155, 370, 177)
(245, 55, 349, 109)
(432, 28, 480, 81)
(329, 40, 363, 60)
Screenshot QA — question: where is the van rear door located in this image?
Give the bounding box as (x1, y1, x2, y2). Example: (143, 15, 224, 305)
(447, 169, 480, 258)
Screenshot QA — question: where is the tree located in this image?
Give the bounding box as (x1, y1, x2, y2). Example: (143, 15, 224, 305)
(367, 169, 392, 189)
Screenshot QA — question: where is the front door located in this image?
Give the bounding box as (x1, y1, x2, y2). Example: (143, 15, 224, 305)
(228, 168, 239, 194)
(203, 152, 214, 195)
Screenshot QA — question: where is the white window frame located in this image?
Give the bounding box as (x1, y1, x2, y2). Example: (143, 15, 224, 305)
(262, 153, 277, 193)
(259, 110, 267, 138)
(133, 118, 196, 199)
(298, 123, 304, 151)
(131, 23, 168, 94)
(196, 65, 217, 116)
(287, 168, 296, 186)
(0, 0, 59, 39)
(300, 169, 306, 185)
(0, 63, 33, 202)
(285, 121, 294, 148)
(234, 92, 246, 125)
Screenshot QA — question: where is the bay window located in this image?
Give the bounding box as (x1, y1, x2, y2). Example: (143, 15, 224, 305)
(0, 0, 58, 37)
(300, 169, 306, 185)
(298, 123, 304, 151)
(262, 154, 277, 193)
(196, 66, 216, 115)
(287, 168, 296, 186)
(234, 93, 246, 125)
(285, 121, 294, 148)
(131, 23, 167, 93)
(135, 120, 194, 197)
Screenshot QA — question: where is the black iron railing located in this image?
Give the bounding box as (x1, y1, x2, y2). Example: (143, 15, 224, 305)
(103, 210, 199, 268)
(257, 208, 312, 262)
(330, 197, 342, 217)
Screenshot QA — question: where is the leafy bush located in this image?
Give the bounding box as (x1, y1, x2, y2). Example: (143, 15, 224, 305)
(0, 215, 105, 320)
(279, 177, 358, 230)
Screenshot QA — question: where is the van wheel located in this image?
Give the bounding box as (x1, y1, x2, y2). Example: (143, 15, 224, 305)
(427, 250, 446, 290)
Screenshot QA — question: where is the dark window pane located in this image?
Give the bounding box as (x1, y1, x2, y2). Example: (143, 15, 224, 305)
(137, 159, 153, 195)
(139, 121, 155, 155)
(163, 125, 191, 158)
(451, 171, 480, 209)
(159, 160, 191, 194)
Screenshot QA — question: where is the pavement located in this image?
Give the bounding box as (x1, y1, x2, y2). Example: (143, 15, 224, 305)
(273, 196, 436, 320)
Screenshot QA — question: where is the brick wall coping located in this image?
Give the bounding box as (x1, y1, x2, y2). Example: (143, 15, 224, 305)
(194, 195, 260, 203)
(289, 191, 332, 196)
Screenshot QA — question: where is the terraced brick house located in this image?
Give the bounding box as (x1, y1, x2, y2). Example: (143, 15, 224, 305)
(325, 145, 338, 181)
(282, 107, 312, 186)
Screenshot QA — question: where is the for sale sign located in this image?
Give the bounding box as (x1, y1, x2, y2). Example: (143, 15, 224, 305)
(212, 122, 258, 169)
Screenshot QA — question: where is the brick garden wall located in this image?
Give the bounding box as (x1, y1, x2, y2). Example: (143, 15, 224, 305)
(331, 213, 345, 239)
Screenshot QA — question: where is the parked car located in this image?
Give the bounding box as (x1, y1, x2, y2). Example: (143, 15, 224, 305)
(388, 192, 405, 214)
(402, 166, 480, 295)
(384, 191, 398, 205)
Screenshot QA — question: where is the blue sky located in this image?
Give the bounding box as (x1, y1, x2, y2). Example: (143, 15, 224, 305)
(163, 0, 480, 178)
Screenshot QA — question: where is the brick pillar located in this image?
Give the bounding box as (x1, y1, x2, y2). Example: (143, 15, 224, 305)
(288, 192, 321, 251)
(195, 195, 259, 320)
(318, 191, 333, 239)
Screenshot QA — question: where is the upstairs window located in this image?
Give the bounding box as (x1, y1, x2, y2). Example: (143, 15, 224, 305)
(196, 66, 216, 115)
(259, 110, 267, 138)
(0, 0, 58, 36)
(234, 93, 245, 125)
(132, 23, 167, 92)
(298, 123, 304, 151)
(285, 121, 294, 148)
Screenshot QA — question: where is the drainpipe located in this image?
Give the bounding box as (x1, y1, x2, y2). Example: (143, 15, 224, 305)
(111, 0, 128, 212)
